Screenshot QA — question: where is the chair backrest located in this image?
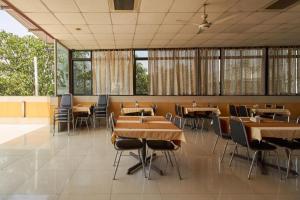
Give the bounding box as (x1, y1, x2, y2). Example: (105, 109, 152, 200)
(297, 116, 300, 124)
(165, 112, 172, 121)
(229, 117, 249, 147)
(275, 104, 285, 109)
(97, 95, 108, 107)
(109, 112, 116, 133)
(273, 113, 289, 122)
(173, 116, 182, 129)
(212, 115, 223, 137)
(238, 105, 249, 117)
(229, 104, 238, 116)
(60, 94, 73, 108)
(152, 104, 158, 114)
(265, 104, 273, 109)
(175, 104, 179, 115)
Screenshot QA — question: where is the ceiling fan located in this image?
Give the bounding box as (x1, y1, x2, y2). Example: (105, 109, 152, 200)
(177, 3, 237, 34)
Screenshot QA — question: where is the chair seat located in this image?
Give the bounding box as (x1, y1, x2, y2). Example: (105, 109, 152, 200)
(147, 140, 175, 150)
(266, 137, 300, 150)
(249, 140, 277, 151)
(115, 139, 143, 150)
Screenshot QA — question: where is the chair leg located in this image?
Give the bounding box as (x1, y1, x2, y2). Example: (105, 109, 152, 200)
(53, 120, 55, 136)
(148, 151, 154, 180)
(113, 151, 119, 166)
(220, 141, 229, 162)
(113, 151, 122, 180)
(67, 122, 70, 135)
(85, 119, 89, 131)
(274, 150, 282, 179)
(201, 119, 205, 134)
(167, 151, 174, 167)
(212, 135, 219, 153)
(138, 149, 146, 178)
(229, 144, 237, 167)
(286, 149, 292, 179)
(93, 115, 96, 128)
(248, 151, 258, 179)
(172, 151, 182, 180)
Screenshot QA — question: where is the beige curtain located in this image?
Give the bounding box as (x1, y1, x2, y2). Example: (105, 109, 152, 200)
(149, 49, 197, 95)
(92, 50, 133, 95)
(221, 48, 265, 95)
(199, 49, 220, 95)
(268, 48, 300, 95)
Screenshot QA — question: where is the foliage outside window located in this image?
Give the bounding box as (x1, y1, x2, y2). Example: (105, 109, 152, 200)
(0, 31, 54, 96)
(73, 61, 92, 95)
(56, 42, 69, 95)
(135, 51, 149, 95)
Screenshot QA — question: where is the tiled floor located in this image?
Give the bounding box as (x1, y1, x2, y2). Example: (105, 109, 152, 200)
(0, 121, 299, 200)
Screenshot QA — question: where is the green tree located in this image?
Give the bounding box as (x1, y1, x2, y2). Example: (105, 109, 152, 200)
(0, 31, 54, 96)
(136, 62, 149, 95)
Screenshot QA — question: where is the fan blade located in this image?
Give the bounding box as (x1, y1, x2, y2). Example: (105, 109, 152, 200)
(213, 13, 238, 24)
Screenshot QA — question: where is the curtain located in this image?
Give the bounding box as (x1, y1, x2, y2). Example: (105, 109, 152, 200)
(148, 49, 197, 95)
(268, 48, 300, 95)
(199, 49, 220, 95)
(221, 48, 265, 95)
(92, 50, 133, 95)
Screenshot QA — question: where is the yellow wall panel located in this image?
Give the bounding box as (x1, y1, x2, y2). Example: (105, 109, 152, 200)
(0, 102, 22, 117)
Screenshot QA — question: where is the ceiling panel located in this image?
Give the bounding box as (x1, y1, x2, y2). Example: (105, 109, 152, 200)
(170, 0, 204, 12)
(114, 34, 134, 40)
(89, 25, 112, 33)
(94, 34, 114, 40)
(135, 25, 159, 34)
(42, 0, 79, 12)
(25, 12, 60, 24)
(157, 25, 183, 33)
(111, 13, 137, 24)
(41, 24, 69, 33)
(83, 13, 111, 24)
(113, 25, 135, 33)
(8, 0, 49, 12)
(134, 34, 154, 39)
(140, 0, 173, 12)
(73, 33, 95, 40)
(138, 13, 165, 24)
(55, 13, 86, 24)
(163, 13, 194, 24)
(65, 24, 91, 33)
(75, 0, 109, 12)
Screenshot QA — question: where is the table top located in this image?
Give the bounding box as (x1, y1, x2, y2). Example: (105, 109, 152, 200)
(250, 108, 291, 115)
(112, 116, 185, 143)
(121, 107, 154, 116)
(219, 117, 300, 141)
(183, 106, 221, 115)
(73, 105, 91, 114)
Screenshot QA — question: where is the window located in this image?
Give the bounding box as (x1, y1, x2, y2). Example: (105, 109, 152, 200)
(72, 51, 92, 95)
(135, 50, 149, 95)
(221, 48, 265, 95)
(56, 42, 69, 95)
(268, 48, 300, 95)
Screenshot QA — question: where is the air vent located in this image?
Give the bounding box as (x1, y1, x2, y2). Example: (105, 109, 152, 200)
(265, 0, 299, 9)
(114, 0, 134, 10)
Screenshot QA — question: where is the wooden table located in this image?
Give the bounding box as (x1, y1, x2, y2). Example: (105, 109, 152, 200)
(113, 116, 185, 174)
(73, 105, 91, 115)
(220, 117, 300, 175)
(121, 107, 154, 116)
(183, 106, 221, 115)
(250, 108, 291, 116)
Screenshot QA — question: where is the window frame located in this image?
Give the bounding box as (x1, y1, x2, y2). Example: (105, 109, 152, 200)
(71, 50, 93, 96)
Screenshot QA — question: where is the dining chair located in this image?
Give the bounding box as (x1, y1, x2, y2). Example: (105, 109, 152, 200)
(93, 95, 109, 128)
(109, 112, 146, 180)
(273, 113, 290, 122)
(238, 105, 249, 117)
(265, 104, 273, 109)
(211, 115, 232, 162)
(265, 116, 300, 178)
(275, 104, 285, 109)
(229, 117, 281, 179)
(53, 94, 75, 135)
(229, 104, 238, 117)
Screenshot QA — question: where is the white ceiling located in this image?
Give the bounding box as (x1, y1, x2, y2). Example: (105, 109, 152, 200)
(5, 0, 300, 49)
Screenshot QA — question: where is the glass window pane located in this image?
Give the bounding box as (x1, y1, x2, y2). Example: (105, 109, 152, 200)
(135, 50, 148, 58)
(73, 61, 92, 95)
(135, 60, 149, 95)
(72, 51, 91, 59)
(56, 43, 69, 95)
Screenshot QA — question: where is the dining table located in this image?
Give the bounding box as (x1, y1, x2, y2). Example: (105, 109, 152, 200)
(112, 115, 186, 175)
(250, 108, 291, 116)
(183, 106, 221, 116)
(73, 104, 91, 115)
(220, 117, 300, 176)
(121, 107, 155, 116)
